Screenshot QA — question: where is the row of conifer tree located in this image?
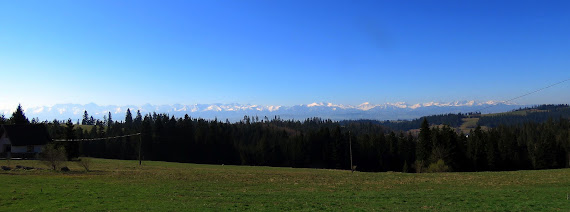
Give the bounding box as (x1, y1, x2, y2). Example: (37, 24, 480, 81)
(4, 105, 570, 172)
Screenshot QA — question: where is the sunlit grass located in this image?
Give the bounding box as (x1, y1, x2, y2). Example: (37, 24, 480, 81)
(459, 118, 479, 133)
(482, 110, 528, 117)
(1, 158, 569, 211)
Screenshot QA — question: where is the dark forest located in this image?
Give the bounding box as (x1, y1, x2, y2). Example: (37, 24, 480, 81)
(3, 104, 570, 173)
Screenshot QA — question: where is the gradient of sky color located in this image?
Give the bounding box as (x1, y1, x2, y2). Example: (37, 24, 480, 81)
(1, 0, 569, 109)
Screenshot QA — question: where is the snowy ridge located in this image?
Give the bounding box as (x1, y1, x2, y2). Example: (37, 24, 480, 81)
(1, 101, 523, 122)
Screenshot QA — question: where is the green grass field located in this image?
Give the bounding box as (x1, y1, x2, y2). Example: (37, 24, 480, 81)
(1, 158, 569, 211)
(74, 125, 96, 132)
(482, 111, 527, 117)
(458, 118, 479, 134)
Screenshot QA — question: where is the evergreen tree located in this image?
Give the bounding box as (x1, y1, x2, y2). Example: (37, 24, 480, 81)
(125, 108, 133, 130)
(107, 112, 113, 130)
(416, 118, 432, 163)
(10, 104, 29, 125)
(134, 110, 143, 130)
(140, 116, 153, 161)
(82, 110, 90, 125)
(89, 123, 98, 138)
(97, 121, 105, 137)
(65, 119, 79, 160)
(467, 125, 487, 171)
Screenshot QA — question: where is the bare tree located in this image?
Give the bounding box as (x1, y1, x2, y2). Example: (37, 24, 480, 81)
(76, 157, 92, 171)
(40, 143, 67, 170)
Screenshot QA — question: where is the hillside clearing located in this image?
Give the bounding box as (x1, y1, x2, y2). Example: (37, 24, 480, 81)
(458, 118, 479, 133)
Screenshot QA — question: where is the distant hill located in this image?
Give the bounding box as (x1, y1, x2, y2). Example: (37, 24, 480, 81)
(477, 104, 570, 128)
(341, 104, 570, 133)
(341, 113, 466, 132)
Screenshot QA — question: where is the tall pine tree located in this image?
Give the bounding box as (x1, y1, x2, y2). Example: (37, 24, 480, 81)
(416, 118, 432, 163)
(65, 119, 79, 160)
(10, 104, 29, 125)
(107, 112, 113, 129)
(82, 110, 90, 125)
(125, 108, 133, 130)
(133, 110, 143, 130)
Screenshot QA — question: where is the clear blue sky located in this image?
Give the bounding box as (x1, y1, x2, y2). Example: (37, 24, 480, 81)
(1, 0, 569, 109)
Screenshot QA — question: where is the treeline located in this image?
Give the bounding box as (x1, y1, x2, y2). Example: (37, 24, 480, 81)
(352, 113, 468, 132)
(50, 110, 570, 172)
(5, 104, 570, 172)
(477, 104, 570, 128)
(513, 104, 570, 112)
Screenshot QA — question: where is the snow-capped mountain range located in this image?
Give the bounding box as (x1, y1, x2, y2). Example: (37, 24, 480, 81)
(1, 101, 525, 122)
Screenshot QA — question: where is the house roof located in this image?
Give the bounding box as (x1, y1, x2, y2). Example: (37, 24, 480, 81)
(1, 124, 51, 146)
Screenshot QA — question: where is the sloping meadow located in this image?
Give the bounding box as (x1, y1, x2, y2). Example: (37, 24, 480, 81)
(1, 158, 569, 211)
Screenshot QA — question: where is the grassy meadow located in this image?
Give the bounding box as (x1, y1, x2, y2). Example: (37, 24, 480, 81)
(459, 117, 479, 133)
(1, 158, 569, 211)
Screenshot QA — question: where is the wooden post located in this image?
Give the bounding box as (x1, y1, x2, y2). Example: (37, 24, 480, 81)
(138, 133, 142, 165)
(349, 130, 353, 173)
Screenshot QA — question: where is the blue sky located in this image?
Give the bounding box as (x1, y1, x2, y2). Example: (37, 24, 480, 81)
(1, 0, 569, 109)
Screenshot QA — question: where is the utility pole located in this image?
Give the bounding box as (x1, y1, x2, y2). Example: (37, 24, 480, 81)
(138, 133, 142, 165)
(349, 130, 353, 173)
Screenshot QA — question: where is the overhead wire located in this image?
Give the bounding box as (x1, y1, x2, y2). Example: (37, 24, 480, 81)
(52, 133, 141, 142)
(476, 78, 570, 113)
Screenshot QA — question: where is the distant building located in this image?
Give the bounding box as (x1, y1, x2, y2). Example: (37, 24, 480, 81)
(0, 124, 51, 159)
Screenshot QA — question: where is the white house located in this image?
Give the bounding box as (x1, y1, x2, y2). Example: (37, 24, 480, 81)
(0, 124, 51, 159)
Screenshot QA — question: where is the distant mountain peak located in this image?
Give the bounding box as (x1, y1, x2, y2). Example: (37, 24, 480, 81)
(1, 100, 525, 122)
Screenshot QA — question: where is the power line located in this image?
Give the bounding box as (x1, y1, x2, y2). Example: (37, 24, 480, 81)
(52, 133, 141, 142)
(476, 78, 570, 113)
(53, 132, 144, 165)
